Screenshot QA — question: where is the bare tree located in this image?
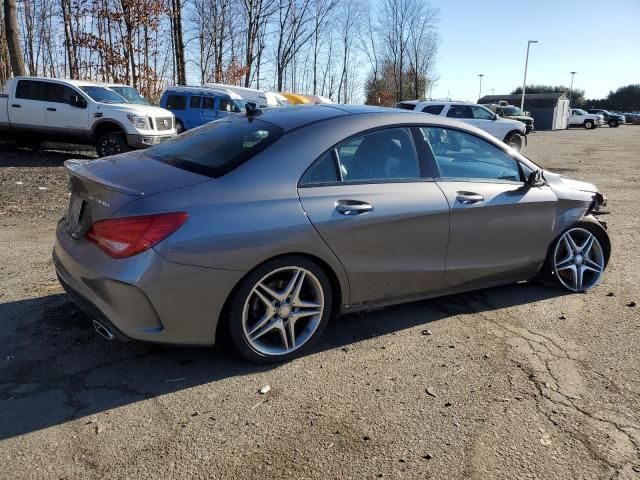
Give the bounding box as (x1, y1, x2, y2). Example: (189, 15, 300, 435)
(407, 3, 439, 99)
(170, 0, 186, 84)
(3, 0, 26, 76)
(241, 0, 276, 88)
(336, 0, 361, 103)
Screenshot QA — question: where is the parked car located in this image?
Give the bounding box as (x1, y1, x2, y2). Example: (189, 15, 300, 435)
(106, 84, 150, 105)
(586, 109, 625, 128)
(622, 112, 640, 124)
(54, 105, 609, 363)
(265, 92, 291, 107)
(397, 100, 527, 151)
(204, 82, 269, 108)
(568, 109, 604, 129)
(159, 86, 246, 133)
(0, 77, 176, 157)
(483, 102, 534, 134)
(280, 92, 334, 105)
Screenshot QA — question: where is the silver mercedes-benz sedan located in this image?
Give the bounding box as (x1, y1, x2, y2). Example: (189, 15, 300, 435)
(54, 105, 610, 363)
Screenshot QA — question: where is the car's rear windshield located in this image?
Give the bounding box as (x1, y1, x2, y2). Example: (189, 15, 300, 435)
(146, 118, 283, 178)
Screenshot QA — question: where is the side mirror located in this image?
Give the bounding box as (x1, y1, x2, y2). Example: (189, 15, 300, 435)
(492, 114, 499, 121)
(70, 95, 87, 109)
(527, 169, 545, 187)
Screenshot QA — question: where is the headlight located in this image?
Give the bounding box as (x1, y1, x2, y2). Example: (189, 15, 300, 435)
(126, 114, 150, 130)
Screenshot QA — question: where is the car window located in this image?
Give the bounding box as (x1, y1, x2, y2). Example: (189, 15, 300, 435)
(422, 127, 521, 182)
(220, 98, 243, 113)
(190, 96, 201, 109)
(202, 97, 215, 109)
(45, 83, 78, 104)
(147, 118, 283, 178)
(166, 94, 186, 110)
(446, 105, 473, 119)
(300, 150, 340, 185)
(79, 86, 126, 103)
(422, 104, 444, 114)
(396, 102, 416, 110)
(15, 80, 47, 101)
(336, 128, 420, 182)
(471, 106, 495, 120)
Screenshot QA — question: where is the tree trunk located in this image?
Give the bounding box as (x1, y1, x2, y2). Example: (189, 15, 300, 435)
(172, 0, 186, 85)
(3, 0, 25, 76)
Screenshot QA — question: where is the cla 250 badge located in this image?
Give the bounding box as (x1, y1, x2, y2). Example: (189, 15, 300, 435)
(87, 195, 111, 208)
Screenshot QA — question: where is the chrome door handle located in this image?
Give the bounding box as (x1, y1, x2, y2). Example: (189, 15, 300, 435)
(456, 192, 484, 204)
(47, 107, 57, 111)
(335, 201, 374, 215)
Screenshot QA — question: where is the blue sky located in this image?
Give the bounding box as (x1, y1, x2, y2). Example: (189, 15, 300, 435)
(427, 0, 640, 102)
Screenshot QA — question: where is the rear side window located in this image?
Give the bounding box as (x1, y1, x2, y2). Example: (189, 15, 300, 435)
(190, 96, 201, 109)
(16, 80, 46, 100)
(202, 97, 215, 109)
(166, 94, 186, 110)
(395, 102, 416, 110)
(146, 119, 283, 178)
(421, 104, 444, 114)
(220, 98, 242, 113)
(300, 150, 340, 185)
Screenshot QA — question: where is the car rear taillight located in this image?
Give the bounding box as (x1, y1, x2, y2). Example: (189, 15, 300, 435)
(85, 212, 188, 259)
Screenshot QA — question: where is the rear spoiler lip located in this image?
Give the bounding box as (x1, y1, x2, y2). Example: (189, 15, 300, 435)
(64, 159, 144, 197)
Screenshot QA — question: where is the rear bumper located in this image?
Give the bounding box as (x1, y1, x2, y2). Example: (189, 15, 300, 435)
(126, 133, 175, 148)
(53, 219, 244, 346)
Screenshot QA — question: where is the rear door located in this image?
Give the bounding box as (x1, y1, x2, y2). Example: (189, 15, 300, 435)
(420, 126, 557, 289)
(10, 79, 47, 129)
(201, 96, 218, 123)
(44, 82, 89, 133)
(298, 127, 450, 305)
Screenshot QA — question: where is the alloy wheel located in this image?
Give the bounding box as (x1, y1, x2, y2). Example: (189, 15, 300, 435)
(242, 266, 325, 356)
(553, 228, 605, 292)
(100, 138, 121, 156)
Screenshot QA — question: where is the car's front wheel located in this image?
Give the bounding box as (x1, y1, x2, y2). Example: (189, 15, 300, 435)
(584, 120, 595, 129)
(228, 256, 333, 363)
(505, 132, 523, 151)
(608, 119, 619, 128)
(96, 132, 129, 157)
(541, 223, 609, 292)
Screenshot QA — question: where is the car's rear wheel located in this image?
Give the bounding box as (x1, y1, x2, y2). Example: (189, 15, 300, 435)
(541, 224, 609, 292)
(584, 120, 595, 129)
(608, 119, 619, 128)
(228, 256, 333, 363)
(505, 132, 523, 151)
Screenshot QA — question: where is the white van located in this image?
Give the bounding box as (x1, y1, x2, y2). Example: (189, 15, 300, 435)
(204, 83, 269, 108)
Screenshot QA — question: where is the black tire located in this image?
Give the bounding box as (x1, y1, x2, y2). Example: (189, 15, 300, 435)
(504, 132, 523, 151)
(96, 132, 129, 157)
(584, 120, 595, 129)
(608, 119, 619, 128)
(537, 220, 611, 290)
(176, 120, 185, 134)
(227, 256, 333, 364)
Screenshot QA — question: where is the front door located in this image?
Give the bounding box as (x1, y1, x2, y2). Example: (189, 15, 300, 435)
(298, 127, 450, 305)
(421, 126, 557, 289)
(44, 82, 89, 134)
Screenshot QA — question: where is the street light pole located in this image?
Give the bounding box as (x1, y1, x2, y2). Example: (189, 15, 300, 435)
(569, 71, 577, 107)
(478, 74, 484, 100)
(520, 40, 538, 111)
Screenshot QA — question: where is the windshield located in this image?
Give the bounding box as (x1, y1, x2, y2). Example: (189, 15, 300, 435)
(502, 107, 525, 116)
(79, 86, 127, 104)
(109, 86, 149, 105)
(146, 118, 283, 178)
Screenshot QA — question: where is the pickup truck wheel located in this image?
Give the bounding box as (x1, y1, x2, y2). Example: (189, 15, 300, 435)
(96, 133, 129, 157)
(584, 120, 595, 129)
(505, 132, 523, 151)
(608, 119, 619, 128)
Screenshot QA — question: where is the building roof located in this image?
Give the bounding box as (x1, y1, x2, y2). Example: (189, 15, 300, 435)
(478, 93, 568, 103)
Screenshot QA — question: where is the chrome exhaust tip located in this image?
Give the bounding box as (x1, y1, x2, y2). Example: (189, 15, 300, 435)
(92, 319, 115, 340)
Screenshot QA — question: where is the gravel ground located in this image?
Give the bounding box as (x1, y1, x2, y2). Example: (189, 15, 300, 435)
(0, 127, 639, 479)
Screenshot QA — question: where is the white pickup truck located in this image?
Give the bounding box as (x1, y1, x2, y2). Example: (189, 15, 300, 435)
(0, 77, 176, 157)
(568, 108, 604, 129)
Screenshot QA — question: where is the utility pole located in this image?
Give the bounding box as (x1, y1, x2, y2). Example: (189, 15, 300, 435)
(478, 74, 484, 100)
(520, 40, 538, 111)
(569, 71, 577, 107)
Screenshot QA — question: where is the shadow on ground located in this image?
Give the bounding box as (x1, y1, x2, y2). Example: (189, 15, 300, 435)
(0, 282, 565, 440)
(0, 141, 95, 167)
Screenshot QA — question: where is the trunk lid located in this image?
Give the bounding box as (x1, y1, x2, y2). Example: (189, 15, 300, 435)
(64, 150, 210, 237)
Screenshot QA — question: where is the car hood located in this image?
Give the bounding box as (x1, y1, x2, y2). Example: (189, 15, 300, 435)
(544, 171, 597, 193)
(95, 103, 173, 117)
